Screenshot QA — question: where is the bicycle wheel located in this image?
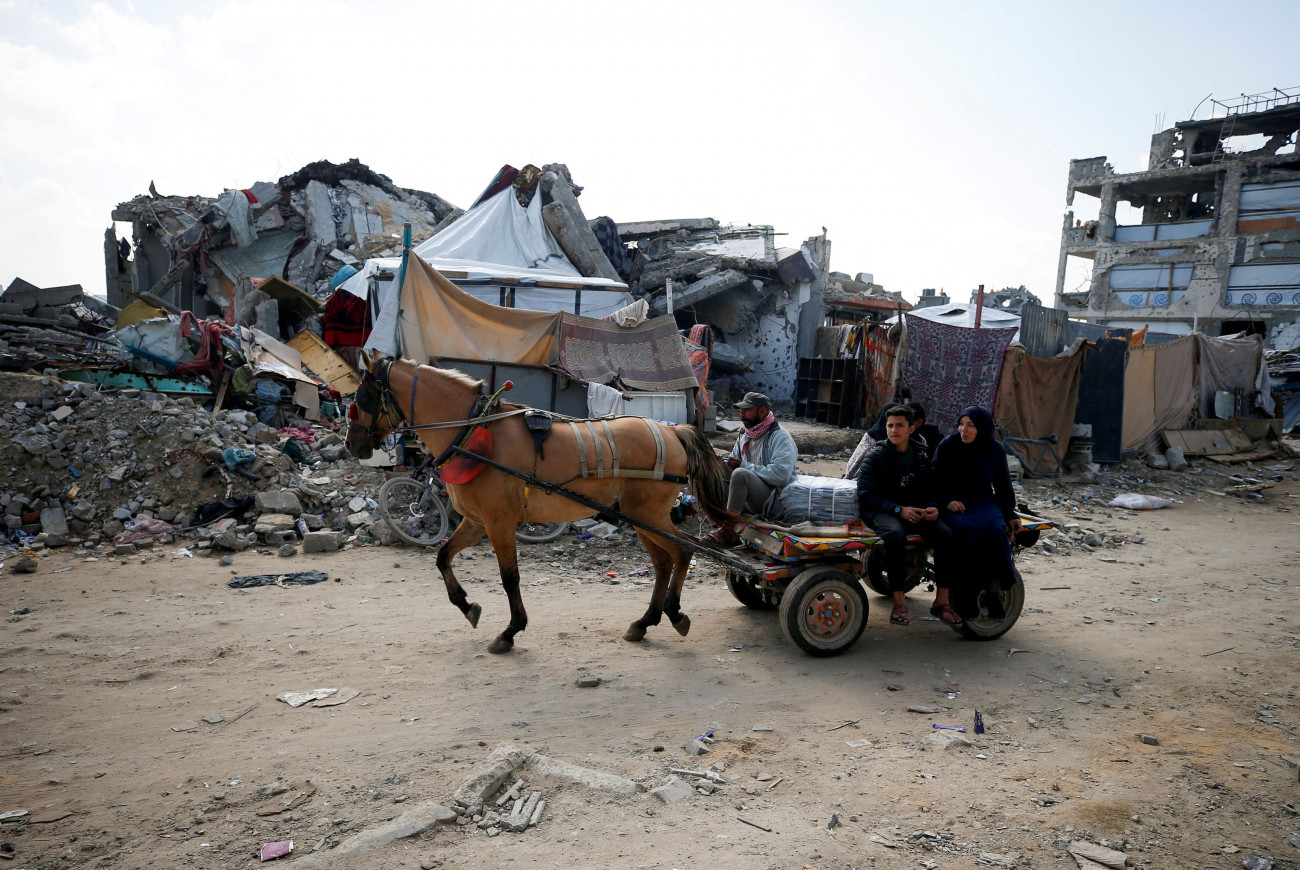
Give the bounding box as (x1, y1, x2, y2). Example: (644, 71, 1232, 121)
(378, 476, 451, 547)
(515, 521, 569, 544)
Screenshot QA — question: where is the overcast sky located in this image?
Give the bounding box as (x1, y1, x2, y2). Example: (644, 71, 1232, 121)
(1, 0, 1296, 304)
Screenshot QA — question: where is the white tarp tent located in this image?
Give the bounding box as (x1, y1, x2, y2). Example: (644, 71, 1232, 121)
(890, 302, 1021, 330)
(343, 183, 632, 356)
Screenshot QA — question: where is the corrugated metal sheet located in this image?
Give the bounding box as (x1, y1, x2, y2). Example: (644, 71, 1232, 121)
(1018, 303, 1068, 357)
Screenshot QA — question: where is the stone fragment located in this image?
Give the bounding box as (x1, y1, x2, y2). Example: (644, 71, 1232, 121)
(576, 676, 600, 688)
(1067, 840, 1128, 868)
(302, 531, 339, 554)
(650, 776, 694, 805)
(256, 491, 304, 515)
(1140, 734, 1159, 745)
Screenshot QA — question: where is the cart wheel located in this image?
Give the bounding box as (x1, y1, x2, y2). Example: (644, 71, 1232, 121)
(725, 569, 778, 611)
(778, 566, 869, 657)
(952, 567, 1025, 641)
(865, 550, 929, 596)
(864, 550, 891, 597)
(516, 521, 569, 543)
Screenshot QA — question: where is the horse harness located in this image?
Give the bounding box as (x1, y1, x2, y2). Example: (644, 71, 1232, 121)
(356, 360, 685, 484)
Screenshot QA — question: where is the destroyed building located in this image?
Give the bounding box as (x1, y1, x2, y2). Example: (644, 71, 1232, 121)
(107, 159, 461, 326)
(1055, 87, 1300, 348)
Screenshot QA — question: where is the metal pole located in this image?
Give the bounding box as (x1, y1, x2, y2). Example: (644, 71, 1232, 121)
(975, 284, 984, 328)
(666, 278, 675, 315)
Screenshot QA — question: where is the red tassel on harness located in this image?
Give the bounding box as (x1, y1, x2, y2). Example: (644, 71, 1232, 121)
(440, 428, 493, 484)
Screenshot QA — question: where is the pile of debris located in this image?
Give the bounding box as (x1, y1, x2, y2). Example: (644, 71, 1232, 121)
(0, 370, 398, 560)
(108, 158, 461, 318)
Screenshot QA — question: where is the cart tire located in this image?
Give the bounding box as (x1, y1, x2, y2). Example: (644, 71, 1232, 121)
(516, 522, 569, 543)
(865, 549, 930, 596)
(952, 567, 1025, 641)
(726, 569, 778, 611)
(379, 476, 451, 548)
(778, 566, 869, 657)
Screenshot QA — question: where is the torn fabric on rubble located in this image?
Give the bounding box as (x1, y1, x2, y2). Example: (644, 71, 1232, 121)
(322, 288, 372, 348)
(903, 315, 1017, 430)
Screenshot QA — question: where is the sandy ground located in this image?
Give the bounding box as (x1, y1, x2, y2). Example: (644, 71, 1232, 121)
(2, 458, 1298, 870)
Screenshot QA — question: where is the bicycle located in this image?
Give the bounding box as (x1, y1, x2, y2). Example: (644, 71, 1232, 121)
(378, 458, 570, 548)
(994, 416, 1065, 477)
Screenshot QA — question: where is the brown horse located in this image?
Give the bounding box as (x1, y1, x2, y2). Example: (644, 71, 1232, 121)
(345, 353, 733, 653)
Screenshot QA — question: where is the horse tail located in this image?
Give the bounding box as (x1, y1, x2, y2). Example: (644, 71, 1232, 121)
(673, 425, 736, 526)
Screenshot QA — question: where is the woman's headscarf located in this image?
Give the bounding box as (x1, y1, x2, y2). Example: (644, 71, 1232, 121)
(865, 404, 893, 441)
(957, 406, 998, 454)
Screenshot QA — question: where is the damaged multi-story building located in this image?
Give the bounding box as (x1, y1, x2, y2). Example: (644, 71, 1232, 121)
(1055, 87, 1300, 348)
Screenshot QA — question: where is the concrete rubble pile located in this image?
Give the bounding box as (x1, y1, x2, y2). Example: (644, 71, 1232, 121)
(0, 278, 118, 370)
(0, 370, 399, 564)
(107, 158, 461, 317)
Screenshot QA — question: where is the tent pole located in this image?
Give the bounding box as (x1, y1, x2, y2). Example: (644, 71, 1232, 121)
(393, 222, 413, 356)
(975, 284, 984, 328)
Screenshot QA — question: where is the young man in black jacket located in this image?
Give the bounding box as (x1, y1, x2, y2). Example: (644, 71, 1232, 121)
(856, 405, 959, 626)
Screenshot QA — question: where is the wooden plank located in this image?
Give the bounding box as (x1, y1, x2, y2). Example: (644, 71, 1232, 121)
(286, 330, 361, 396)
(1162, 428, 1242, 455)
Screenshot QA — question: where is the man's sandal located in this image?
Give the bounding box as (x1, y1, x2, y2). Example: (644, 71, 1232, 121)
(890, 603, 910, 625)
(930, 603, 963, 625)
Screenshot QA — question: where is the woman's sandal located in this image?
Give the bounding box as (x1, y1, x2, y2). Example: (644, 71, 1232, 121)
(930, 602, 963, 625)
(890, 603, 910, 625)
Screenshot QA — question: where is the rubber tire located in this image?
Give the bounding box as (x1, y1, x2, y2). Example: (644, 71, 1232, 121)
(864, 550, 891, 597)
(726, 568, 778, 611)
(952, 566, 1025, 641)
(778, 566, 869, 657)
(378, 476, 451, 548)
(516, 521, 569, 544)
(864, 549, 929, 597)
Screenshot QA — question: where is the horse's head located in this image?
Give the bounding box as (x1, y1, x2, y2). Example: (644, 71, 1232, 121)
(346, 352, 399, 460)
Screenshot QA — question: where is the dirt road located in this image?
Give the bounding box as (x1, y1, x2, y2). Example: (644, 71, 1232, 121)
(2, 461, 1297, 869)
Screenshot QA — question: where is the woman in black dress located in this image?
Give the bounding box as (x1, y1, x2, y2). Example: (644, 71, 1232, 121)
(933, 406, 1022, 618)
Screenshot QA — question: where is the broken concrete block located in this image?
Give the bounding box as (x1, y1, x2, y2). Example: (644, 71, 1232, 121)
(1067, 840, 1127, 869)
(924, 730, 974, 751)
(256, 491, 304, 515)
(684, 740, 711, 756)
(302, 531, 339, 553)
(49, 405, 74, 422)
(650, 268, 748, 316)
(254, 513, 296, 535)
(650, 776, 694, 805)
(1165, 446, 1188, 471)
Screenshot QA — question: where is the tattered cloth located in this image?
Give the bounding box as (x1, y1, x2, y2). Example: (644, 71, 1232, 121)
(862, 322, 901, 421)
(903, 314, 1017, 430)
(322, 288, 372, 348)
(557, 313, 699, 392)
(993, 343, 1086, 473)
(683, 324, 712, 406)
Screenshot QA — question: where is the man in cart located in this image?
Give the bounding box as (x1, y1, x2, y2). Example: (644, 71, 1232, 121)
(856, 404, 958, 626)
(705, 392, 798, 547)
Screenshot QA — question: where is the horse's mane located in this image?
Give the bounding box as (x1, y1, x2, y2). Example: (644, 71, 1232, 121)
(406, 360, 484, 393)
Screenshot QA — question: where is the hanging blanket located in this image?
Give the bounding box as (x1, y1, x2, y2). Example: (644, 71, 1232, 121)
(557, 313, 699, 392)
(903, 314, 1017, 430)
(862, 322, 901, 420)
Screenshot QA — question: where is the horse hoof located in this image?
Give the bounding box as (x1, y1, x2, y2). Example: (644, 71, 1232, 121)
(466, 603, 481, 629)
(487, 636, 513, 654)
(623, 624, 646, 642)
(672, 614, 691, 637)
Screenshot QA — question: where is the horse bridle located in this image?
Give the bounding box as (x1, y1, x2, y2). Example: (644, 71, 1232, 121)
(349, 359, 403, 443)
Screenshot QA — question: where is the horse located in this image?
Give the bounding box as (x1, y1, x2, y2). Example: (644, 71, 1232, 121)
(345, 353, 733, 654)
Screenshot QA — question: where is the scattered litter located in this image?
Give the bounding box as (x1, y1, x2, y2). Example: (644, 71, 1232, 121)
(260, 839, 293, 861)
(229, 570, 329, 589)
(0, 811, 28, 821)
(737, 816, 771, 832)
(1107, 493, 1173, 510)
(845, 739, 874, 749)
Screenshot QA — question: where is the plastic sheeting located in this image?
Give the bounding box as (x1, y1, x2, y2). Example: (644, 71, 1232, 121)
(779, 475, 860, 524)
(992, 343, 1085, 474)
(1122, 336, 1197, 452)
(1196, 333, 1273, 417)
